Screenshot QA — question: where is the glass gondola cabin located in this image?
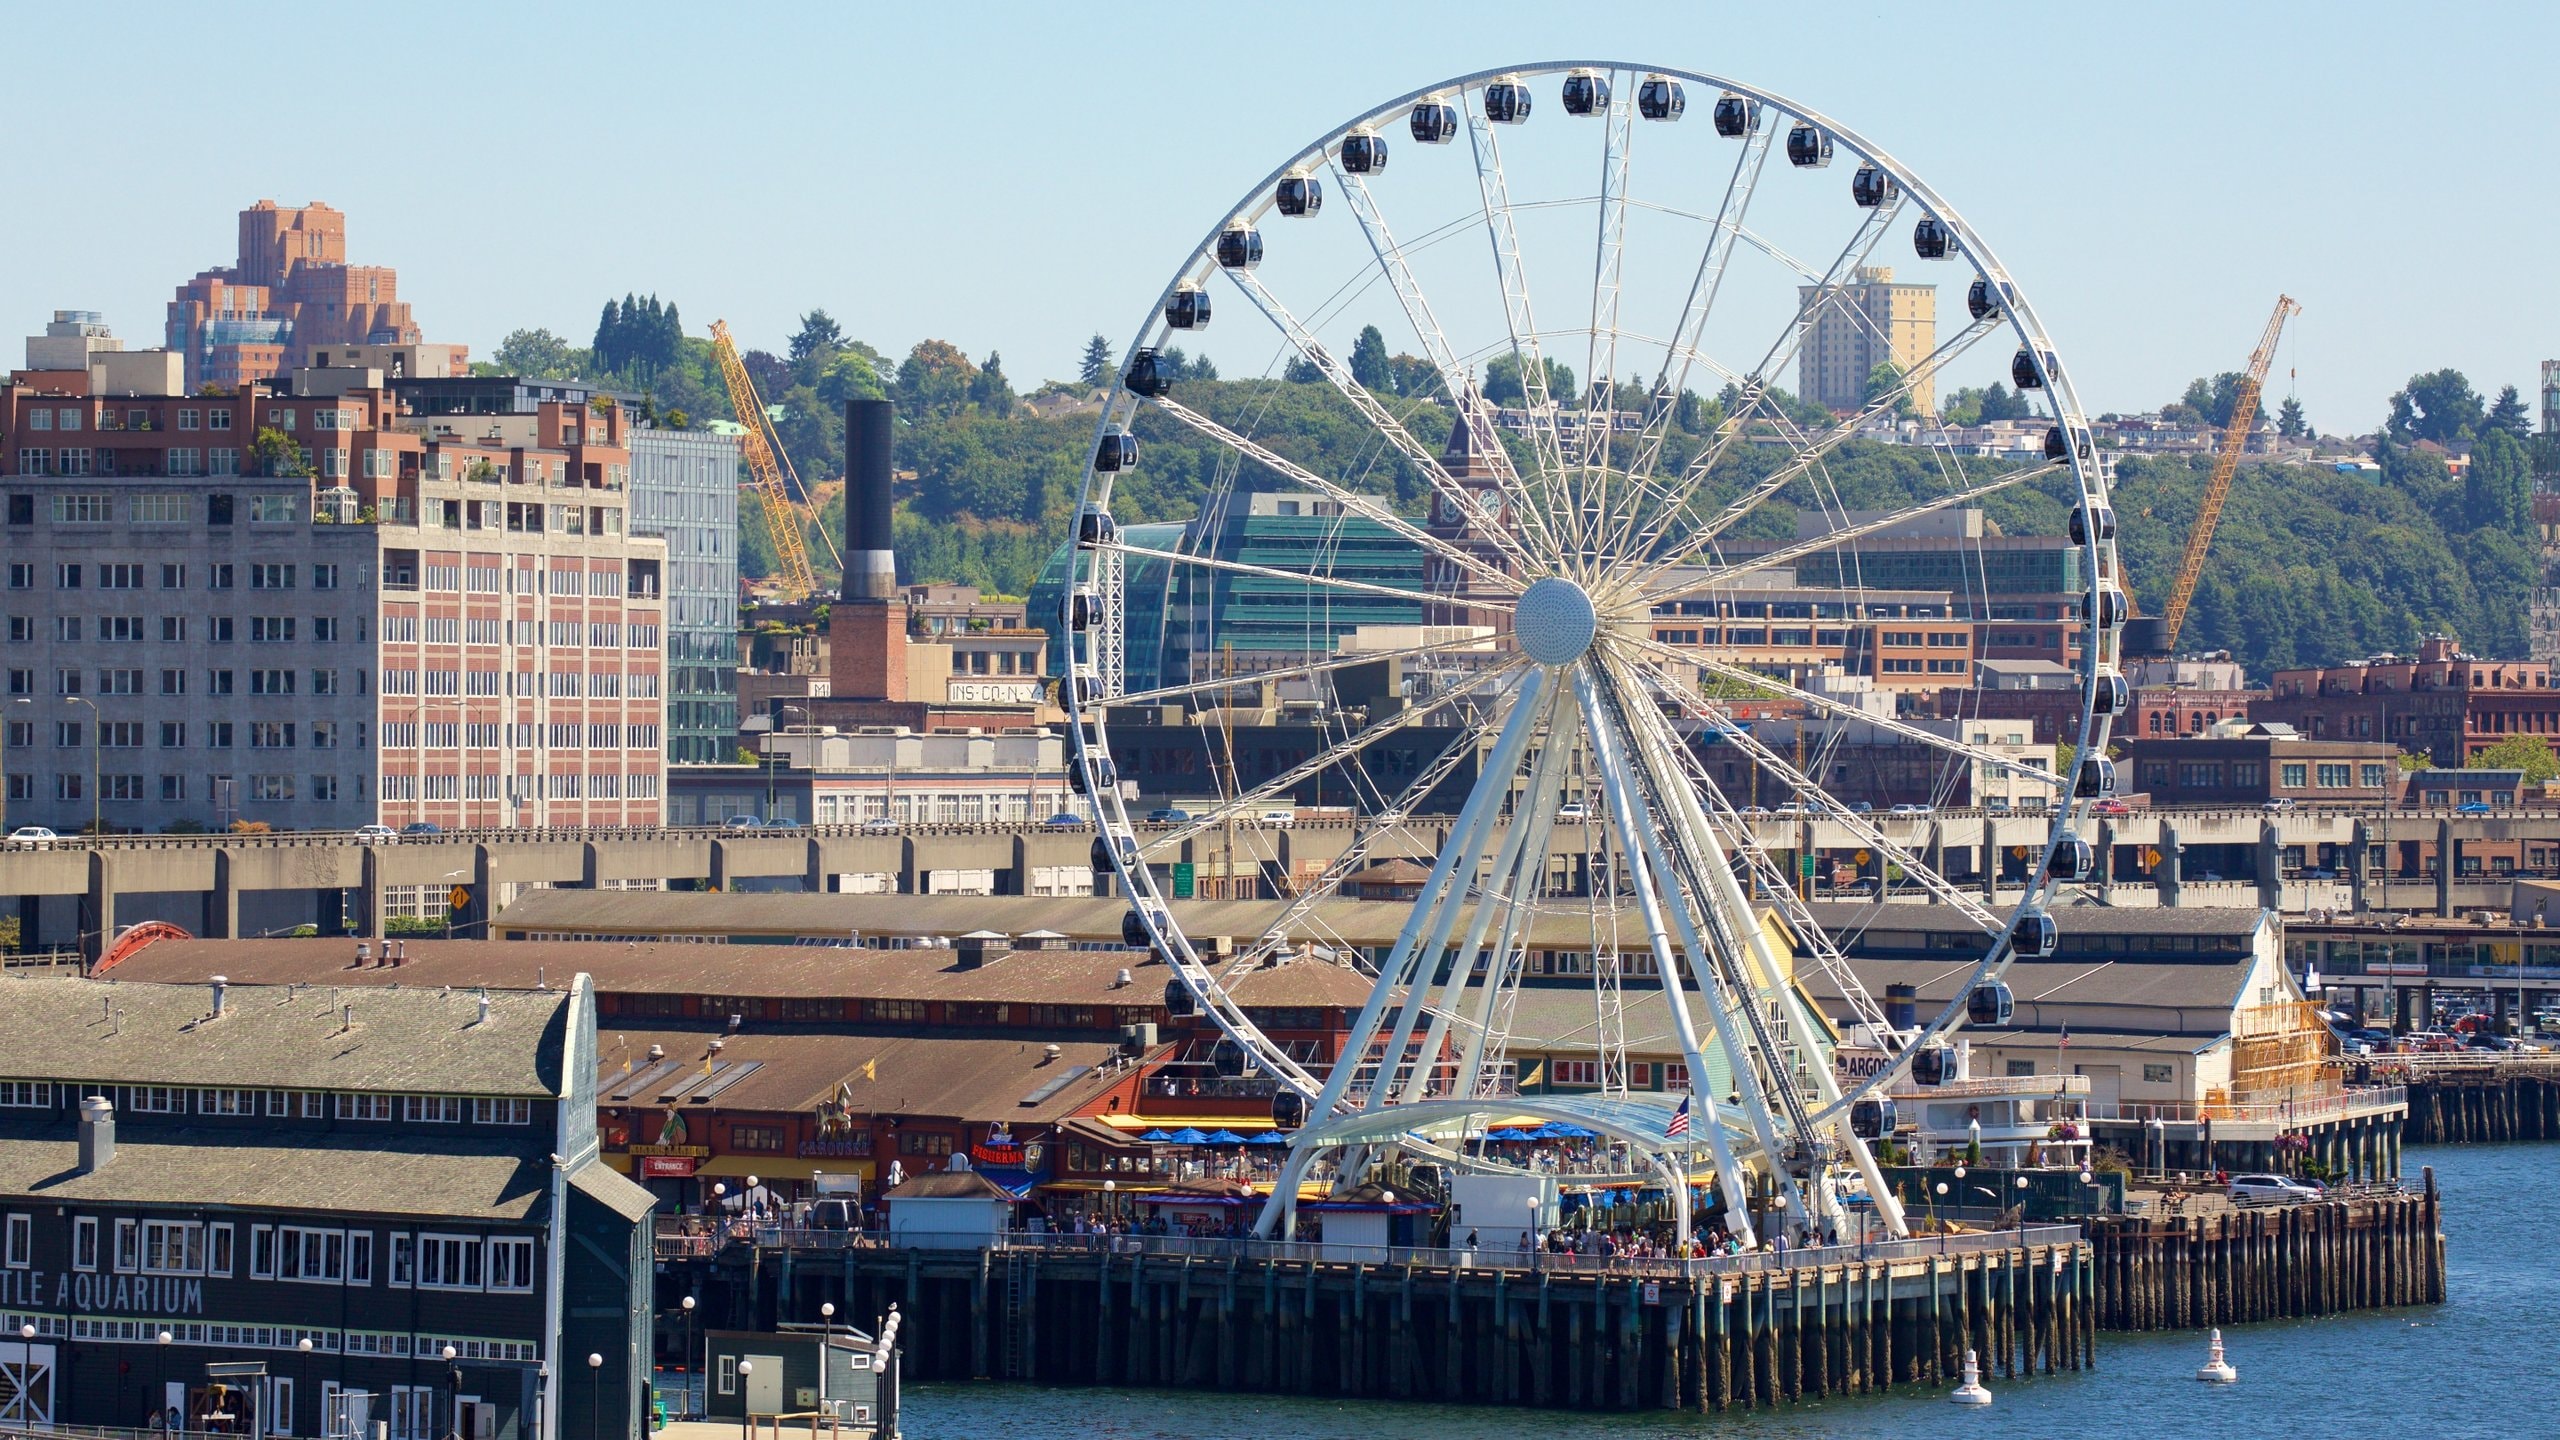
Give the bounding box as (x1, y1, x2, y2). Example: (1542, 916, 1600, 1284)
(1968, 276, 2008, 321)
(1275, 174, 1323, 217)
(1123, 349, 1169, 398)
(1786, 123, 1833, 167)
(1094, 431, 1139, 473)
(2069, 503, 2115, 545)
(2087, 585, 2127, 629)
(1561, 70, 1609, 115)
(2046, 838, 2095, 883)
(1069, 756, 1117, 794)
(1076, 509, 1117, 546)
(1849, 1097, 1897, 1140)
(1214, 226, 1262, 270)
(1712, 92, 1759, 136)
(2092, 671, 2129, 716)
(1637, 76, 1684, 121)
(1911, 1047, 1958, 1086)
(1484, 78, 1531, 123)
(2075, 757, 2117, 799)
(2013, 910, 2057, 958)
(1164, 286, 1211, 330)
(1341, 131, 1388, 173)
(2011, 346, 2053, 389)
(1272, 1089, 1307, 1129)
(1968, 980, 2016, 1026)
(1852, 164, 1897, 207)
(1162, 974, 1196, 1018)
(1912, 217, 1954, 259)
(1410, 101, 1459, 144)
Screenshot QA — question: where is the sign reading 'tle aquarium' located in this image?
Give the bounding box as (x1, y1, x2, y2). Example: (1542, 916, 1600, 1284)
(0, 1267, 207, 1315)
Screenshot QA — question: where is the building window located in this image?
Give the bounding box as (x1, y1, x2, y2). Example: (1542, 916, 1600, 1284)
(485, 1237, 535, 1293)
(2005, 1059, 2037, 1077)
(347, 1231, 374, 1285)
(277, 1226, 347, 1283)
(249, 1225, 273, 1279)
(472, 1097, 532, 1126)
(3, 1213, 27, 1268)
(72, 1215, 99, 1271)
(718, 1357, 737, 1396)
(417, 1233, 484, 1291)
(197, 1088, 254, 1116)
(731, 1124, 787, 1154)
(338, 1093, 394, 1122)
(114, 1218, 139, 1273)
(0, 1081, 49, 1108)
(402, 1095, 462, 1124)
(141, 1220, 207, 1275)
(388, 1233, 414, 1287)
(127, 1086, 185, 1114)
(2281, 762, 2308, 788)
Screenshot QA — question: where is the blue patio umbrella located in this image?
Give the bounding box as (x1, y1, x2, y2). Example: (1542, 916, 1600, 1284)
(1203, 1130, 1247, 1145)
(1486, 1128, 1528, 1142)
(1248, 1131, 1290, 1145)
(1169, 1128, 1212, 1145)
(1139, 1130, 1175, 1143)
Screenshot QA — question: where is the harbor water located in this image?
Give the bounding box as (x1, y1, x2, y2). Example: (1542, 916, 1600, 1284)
(903, 1143, 2554, 1439)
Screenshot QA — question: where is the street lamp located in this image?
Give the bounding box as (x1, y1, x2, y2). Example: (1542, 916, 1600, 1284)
(64, 695, 100, 836)
(819, 1303, 835, 1418)
(156, 1329, 172, 1432)
(587, 1352, 604, 1440)
(442, 1345, 460, 1440)
(680, 1296, 698, 1418)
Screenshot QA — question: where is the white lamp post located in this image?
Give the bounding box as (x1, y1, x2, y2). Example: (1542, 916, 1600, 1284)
(587, 1351, 604, 1440)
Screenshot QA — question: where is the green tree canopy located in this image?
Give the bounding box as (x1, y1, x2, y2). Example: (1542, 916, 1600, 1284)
(491, 328, 579, 379)
(2386, 368, 2484, 445)
(1349, 325, 1393, 393)
(789, 309, 845, 367)
(1078, 334, 1113, 387)
(2469, 732, 2559, 784)
(2486, 384, 2532, 438)
(1864, 361, 1917, 419)
(2275, 395, 2307, 438)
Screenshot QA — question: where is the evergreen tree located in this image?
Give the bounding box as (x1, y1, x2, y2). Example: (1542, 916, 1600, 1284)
(790, 310, 845, 367)
(1348, 325, 1393, 393)
(2275, 396, 2307, 438)
(2465, 428, 2533, 534)
(1078, 334, 1114, 388)
(969, 351, 1016, 416)
(2486, 384, 2532, 438)
(1281, 355, 1325, 385)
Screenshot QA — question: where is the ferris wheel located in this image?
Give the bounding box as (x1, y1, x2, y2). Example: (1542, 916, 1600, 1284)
(1059, 62, 2125, 1248)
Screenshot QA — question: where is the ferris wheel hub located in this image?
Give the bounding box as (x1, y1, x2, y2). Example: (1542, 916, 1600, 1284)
(1515, 577, 1600, 666)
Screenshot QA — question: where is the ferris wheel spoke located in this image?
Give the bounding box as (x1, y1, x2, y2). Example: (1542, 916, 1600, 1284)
(1633, 461, 2064, 610)
(1144, 393, 1520, 594)
(1142, 659, 1526, 856)
(1572, 74, 1637, 557)
(1328, 162, 1567, 564)
(1103, 636, 1483, 711)
(1464, 88, 1572, 511)
(1613, 119, 1775, 510)
(1624, 660, 2007, 932)
(1098, 539, 1510, 616)
(1222, 269, 1548, 579)
(1617, 315, 2007, 573)
(1618, 631, 2068, 790)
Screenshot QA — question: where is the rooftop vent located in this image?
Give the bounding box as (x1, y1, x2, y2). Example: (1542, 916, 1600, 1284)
(78, 1096, 114, 1174)
(209, 975, 228, 1021)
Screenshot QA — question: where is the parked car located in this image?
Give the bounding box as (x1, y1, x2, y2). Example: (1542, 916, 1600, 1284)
(1257, 809, 1297, 828)
(6, 826, 58, 850)
(2467, 1032, 2518, 1052)
(2089, 799, 2132, 816)
(353, 824, 398, 843)
(1983, 796, 2011, 814)
(859, 816, 900, 834)
(1145, 808, 1192, 824)
(400, 821, 443, 837)
(1889, 803, 1932, 816)
(2262, 797, 2297, 812)
(1554, 803, 1589, 822)
(2454, 801, 2494, 815)
(720, 815, 762, 831)
(1042, 812, 1086, 828)
(1847, 801, 1874, 814)
(2228, 1173, 2321, 1204)
(762, 816, 802, 829)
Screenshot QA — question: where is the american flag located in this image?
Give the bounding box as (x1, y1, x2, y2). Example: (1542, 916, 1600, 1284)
(1666, 1096, 1691, 1138)
(2058, 1023, 2071, 1052)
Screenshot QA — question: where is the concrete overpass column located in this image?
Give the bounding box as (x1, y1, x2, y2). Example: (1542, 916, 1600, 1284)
(2348, 820, 2371, 914)
(2436, 818, 2454, 918)
(2157, 823, 2183, 907)
(470, 844, 500, 937)
(204, 848, 240, 940)
(900, 839, 919, 896)
(708, 839, 731, 893)
(2257, 822, 2284, 912)
(808, 838, 827, 895)
(2096, 818, 2117, 900)
(356, 846, 386, 939)
(1009, 835, 1029, 898)
(1980, 815, 1997, 901)
(1923, 820, 1944, 884)
(80, 850, 116, 964)
(582, 841, 603, 890)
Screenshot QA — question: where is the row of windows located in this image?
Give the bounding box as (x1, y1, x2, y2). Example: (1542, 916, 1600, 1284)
(376, 772, 661, 802)
(10, 616, 346, 645)
(9, 667, 357, 700)
(29, 1086, 535, 1125)
(7, 561, 343, 591)
(18, 405, 235, 433)
(0, 1214, 536, 1297)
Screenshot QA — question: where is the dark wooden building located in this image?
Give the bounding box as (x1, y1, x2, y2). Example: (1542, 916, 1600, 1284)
(0, 973, 652, 1439)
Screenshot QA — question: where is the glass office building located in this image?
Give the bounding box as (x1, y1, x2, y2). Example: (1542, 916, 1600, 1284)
(630, 427, 742, 764)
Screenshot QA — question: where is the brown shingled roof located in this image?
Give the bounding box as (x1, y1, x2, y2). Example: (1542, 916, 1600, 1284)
(592, 1028, 1131, 1124)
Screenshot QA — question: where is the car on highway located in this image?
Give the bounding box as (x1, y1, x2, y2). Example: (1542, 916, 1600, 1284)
(353, 824, 398, 843)
(1889, 803, 1932, 816)
(2228, 1173, 2322, 1204)
(6, 826, 58, 850)
(720, 815, 762, 831)
(1257, 809, 1297, 828)
(2262, 797, 2297, 812)
(2089, 799, 2132, 816)
(1846, 801, 1874, 814)
(859, 816, 900, 834)
(2454, 801, 2494, 815)
(1042, 812, 1086, 828)
(1145, 808, 1193, 824)
(762, 817, 802, 829)
(400, 821, 443, 837)
(1554, 803, 1589, 822)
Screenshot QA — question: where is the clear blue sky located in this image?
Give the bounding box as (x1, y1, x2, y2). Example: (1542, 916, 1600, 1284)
(4, 1, 2551, 433)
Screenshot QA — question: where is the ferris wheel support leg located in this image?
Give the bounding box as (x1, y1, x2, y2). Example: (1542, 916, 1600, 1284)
(1300, 669, 1549, 1129)
(1453, 703, 1581, 1087)
(1573, 668, 1773, 1246)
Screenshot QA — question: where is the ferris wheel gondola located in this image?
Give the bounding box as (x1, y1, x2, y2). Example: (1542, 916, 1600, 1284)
(1057, 61, 2120, 1250)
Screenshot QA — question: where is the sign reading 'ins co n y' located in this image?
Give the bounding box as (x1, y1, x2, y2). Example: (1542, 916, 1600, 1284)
(0, 1268, 205, 1315)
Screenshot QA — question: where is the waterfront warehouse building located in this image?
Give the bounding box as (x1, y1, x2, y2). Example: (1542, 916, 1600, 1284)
(0, 973, 652, 1439)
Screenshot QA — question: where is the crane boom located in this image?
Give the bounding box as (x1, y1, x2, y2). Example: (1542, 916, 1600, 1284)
(2156, 294, 2299, 651)
(711, 319, 821, 599)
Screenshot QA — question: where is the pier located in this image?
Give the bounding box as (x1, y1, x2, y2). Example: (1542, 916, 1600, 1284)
(666, 1229, 2095, 1412)
(2087, 1170, 2444, 1330)
(2376, 1055, 2560, 1144)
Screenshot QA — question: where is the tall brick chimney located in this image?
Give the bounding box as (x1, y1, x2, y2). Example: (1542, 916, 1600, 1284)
(829, 398, 907, 701)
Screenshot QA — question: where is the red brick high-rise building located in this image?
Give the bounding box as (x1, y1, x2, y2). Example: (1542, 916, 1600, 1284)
(164, 200, 465, 391)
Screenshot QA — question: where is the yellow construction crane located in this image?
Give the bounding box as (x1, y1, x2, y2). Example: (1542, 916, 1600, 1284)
(2127, 294, 2299, 656)
(710, 319, 839, 599)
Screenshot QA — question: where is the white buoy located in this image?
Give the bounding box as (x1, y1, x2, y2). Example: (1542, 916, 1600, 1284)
(2195, 1327, 2237, 1383)
(1949, 1347, 1992, 1405)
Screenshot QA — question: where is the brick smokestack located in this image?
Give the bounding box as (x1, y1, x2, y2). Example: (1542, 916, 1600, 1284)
(846, 397, 898, 602)
(829, 396, 908, 700)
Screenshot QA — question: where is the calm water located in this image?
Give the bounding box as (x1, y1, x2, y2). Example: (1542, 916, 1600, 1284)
(906, 1144, 2556, 1440)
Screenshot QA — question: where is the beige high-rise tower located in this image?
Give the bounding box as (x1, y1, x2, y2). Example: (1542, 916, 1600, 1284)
(1797, 267, 1937, 417)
